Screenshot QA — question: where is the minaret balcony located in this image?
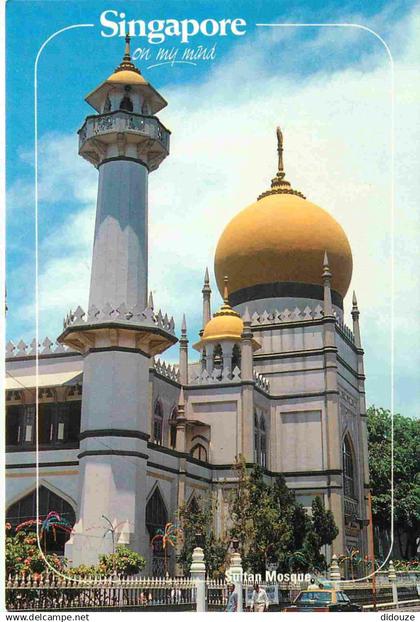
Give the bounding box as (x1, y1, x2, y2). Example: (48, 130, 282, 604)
(78, 110, 170, 171)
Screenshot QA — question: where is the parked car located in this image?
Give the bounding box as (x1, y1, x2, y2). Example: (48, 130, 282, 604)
(283, 586, 362, 612)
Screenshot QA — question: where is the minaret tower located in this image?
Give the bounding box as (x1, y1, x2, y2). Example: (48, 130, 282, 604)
(59, 38, 176, 565)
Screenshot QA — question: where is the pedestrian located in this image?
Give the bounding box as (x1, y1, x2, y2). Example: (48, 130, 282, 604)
(251, 583, 269, 612)
(225, 583, 238, 612)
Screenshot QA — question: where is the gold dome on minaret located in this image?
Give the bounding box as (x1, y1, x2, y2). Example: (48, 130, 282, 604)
(193, 277, 260, 350)
(85, 35, 167, 114)
(214, 128, 353, 302)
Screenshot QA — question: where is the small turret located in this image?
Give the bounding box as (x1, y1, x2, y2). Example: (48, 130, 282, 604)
(201, 267, 212, 330)
(179, 313, 189, 384)
(240, 306, 254, 382)
(351, 291, 362, 349)
(322, 251, 333, 317)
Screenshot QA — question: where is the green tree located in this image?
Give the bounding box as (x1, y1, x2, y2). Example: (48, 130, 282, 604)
(311, 496, 339, 548)
(301, 496, 339, 570)
(367, 406, 420, 559)
(59, 546, 146, 578)
(229, 459, 338, 573)
(5, 526, 65, 576)
(97, 546, 146, 575)
(178, 496, 228, 578)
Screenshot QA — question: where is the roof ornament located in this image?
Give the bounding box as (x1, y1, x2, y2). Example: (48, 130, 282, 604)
(213, 276, 240, 319)
(114, 34, 142, 75)
(258, 127, 306, 200)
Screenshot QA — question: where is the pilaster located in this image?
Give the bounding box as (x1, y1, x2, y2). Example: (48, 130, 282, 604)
(322, 252, 344, 554)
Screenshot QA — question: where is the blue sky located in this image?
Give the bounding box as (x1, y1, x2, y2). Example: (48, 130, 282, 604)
(6, 0, 420, 417)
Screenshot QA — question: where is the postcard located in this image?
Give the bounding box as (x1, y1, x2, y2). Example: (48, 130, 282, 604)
(4, 0, 420, 617)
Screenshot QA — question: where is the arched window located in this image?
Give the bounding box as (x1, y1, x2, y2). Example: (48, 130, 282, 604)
(201, 347, 207, 371)
(119, 95, 133, 112)
(342, 435, 356, 499)
(254, 413, 267, 467)
(169, 408, 177, 449)
(6, 486, 76, 554)
(146, 487, 168, 576)
(213, 344, 223, 373)
(232, 344, 241, 370)
(191, 444, 208, 462)
(254, 412, 260, 464)
(153, 401, 163, 445)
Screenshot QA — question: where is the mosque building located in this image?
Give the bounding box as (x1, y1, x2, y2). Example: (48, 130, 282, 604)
(5, 38, 371, 574)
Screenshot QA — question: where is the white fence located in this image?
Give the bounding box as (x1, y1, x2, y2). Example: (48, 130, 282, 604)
(6, 574, 196, 611)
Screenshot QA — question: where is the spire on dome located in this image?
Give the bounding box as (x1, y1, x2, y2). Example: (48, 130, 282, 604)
(277, 126, 285, 174)
(114, 34, 142, 75)
(213, 277, 240, 320)
(258, 127, 305, 200)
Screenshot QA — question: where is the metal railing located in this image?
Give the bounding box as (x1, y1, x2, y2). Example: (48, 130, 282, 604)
(6, 572, 420, 611)
(6, 574, 196, 611)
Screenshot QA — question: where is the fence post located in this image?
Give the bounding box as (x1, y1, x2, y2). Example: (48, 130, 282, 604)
(228, 549, 243, 612)
(190, 546, 207, 612)
(329, 554, 341, 589)
(388, 560, 398, 609)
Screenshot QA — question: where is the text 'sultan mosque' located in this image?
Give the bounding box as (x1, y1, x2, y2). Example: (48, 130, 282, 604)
(5, 39, 371, 573)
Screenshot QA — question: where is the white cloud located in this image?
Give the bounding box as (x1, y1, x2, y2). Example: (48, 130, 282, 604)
(7, 8, 420, 415)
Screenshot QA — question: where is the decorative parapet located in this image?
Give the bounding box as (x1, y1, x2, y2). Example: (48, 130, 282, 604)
(249, 304, 324, 326)
(253, 371, 270, 393)
(247, 305, 355, 344)
(79, 112, 170, 152)
(62, 302, 175, 336)
(78, 111, 170, 170)
(191, 365, 241, 385)
(6, 338, 73, 359)
(153, 358, 180, 383)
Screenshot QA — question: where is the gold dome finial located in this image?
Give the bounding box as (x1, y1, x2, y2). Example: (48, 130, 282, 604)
(114, 34, 142, 75)
(258, 127, 305, 200)
(276, 126, 284, 175)
(211, 276, 240, 320)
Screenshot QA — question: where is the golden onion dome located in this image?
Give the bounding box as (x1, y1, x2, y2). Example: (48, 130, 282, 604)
(193, 277, 243, 351)
(202, 310, 244, 343)
(214, 128, 352, 304)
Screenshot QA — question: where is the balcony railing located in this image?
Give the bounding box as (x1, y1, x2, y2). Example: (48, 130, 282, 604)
(78, 111, 170, 152)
